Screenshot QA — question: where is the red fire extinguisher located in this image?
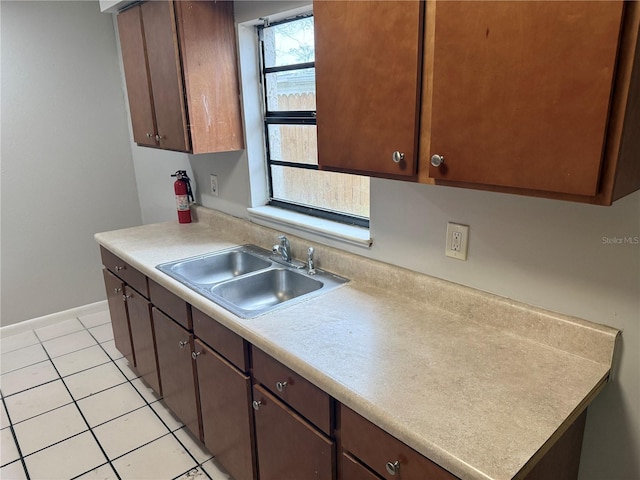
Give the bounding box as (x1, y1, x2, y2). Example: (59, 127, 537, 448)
(171, 170, 194, 224)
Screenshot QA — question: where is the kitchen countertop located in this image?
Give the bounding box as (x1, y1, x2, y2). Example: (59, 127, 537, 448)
(95, 206, 620, 480)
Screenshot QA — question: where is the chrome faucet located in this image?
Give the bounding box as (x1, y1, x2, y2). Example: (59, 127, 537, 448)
(307, 247, 316, 275)
(273, 235, 292, 262)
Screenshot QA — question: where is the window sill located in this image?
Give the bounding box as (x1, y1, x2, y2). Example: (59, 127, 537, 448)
(247, 206, 372, 248)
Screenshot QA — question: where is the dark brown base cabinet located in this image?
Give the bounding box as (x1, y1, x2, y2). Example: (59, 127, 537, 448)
(252, 384, 335, 480)
(152, 307, 202, 440)
(193, 339, 256, 480)
(101, 246, 587, 480)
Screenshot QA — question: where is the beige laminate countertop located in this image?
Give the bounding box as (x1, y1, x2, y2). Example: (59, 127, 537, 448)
(95, 207, 619, 480)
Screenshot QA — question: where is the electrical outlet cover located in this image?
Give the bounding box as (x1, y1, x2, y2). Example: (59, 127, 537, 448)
(209, 174, 219, 197)
(446, 223, 469, 260)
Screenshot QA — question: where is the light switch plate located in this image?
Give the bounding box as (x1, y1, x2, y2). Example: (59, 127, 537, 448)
(445, 223, 469, 260)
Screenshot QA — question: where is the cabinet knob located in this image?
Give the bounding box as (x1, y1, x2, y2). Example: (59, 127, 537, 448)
(392, 151, 404, 164)
(155, 134, 166, 142)
(146, 133, 153, 138)
(114, 287, 122, 294)
(385, 460, 400, 476)
(122, 294, 132, 302)
(179, 340, 189, 348)
(114, 265, 125, 271)
(276, 381, 288, 392)
(252, 400, 262, 411)
(430, 154, 445, 167)
(191, 351, 201, 359)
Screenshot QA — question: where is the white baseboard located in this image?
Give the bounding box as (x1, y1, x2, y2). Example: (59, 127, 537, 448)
(0, 301, 109, 337)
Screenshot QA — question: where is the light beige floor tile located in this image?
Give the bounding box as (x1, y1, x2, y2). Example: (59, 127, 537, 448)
(1, 344, 48, 374)
(0, 331, 39, 355)
(13, 403, 87, 456)
(201, 458, 233, 480)
(114, 357, 139, 380)
(75, 463, 119, 479)
(52, 345, 111, 377)
(79, 310, 111, 329)
(42, 330, 98, 358)
(4, 379, 73, 424)
(0, 427, 19, 467)
(77, 382, 146, 427)
(100, 340, 124, 361)
(93, 407, 170, 460)
(35, 318, 84, 342)
(131, 377, 161, 404)
(24, 431, 105, 479)
(0, 360, 58, 397)
(89, 323, 114, 343)
(174, 427, 213, 465)
(65, 362, 127, 400)
(0, 460, 28, 480)
(1, 402, 9, 429)
(112, 434, 197, 480)
(150, 400, 184, 432)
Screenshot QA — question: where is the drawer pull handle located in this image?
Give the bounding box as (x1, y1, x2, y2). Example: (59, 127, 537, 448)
(179, 340, 188, 348)
(430, 154, 445, 167)
(115, 265, 125, 271)
(114, 287, 122, 294)
(275, 381, 288, 392)
(252, 400, 262, 411)
(122, 294, 132, 302)
(192, 351, 201, 359)
(385, 460, 400, 476)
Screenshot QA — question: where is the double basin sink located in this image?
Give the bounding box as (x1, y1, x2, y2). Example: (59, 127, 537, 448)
(156, 244, 348, 318)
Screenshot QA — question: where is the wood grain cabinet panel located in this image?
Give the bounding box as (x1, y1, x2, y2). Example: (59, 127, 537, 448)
(341, 452, 383, 480)
(193, 339, 256, 480)
(314, 0, 424, 178)
(149, 279, 192, 331)
(116, 0, 244, 154)
(420, 1, 640, 205)
(153, 307, 201, 439)
(126, 286, 161, 394)
(103, 269, 135, 367)
(192, 308, 249, 372)
(100, 246, 148, 298)
(253, 384, 335, 480)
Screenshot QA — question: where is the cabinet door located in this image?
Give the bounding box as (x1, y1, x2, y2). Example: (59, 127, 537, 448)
(126, 287, 161, 395)
(193, 340, 255, 480)
(117, 5, 157, 147)
(153, 307, 201, 439)
(315, 0, 423, 177)
(341, 452, 382, 480)
(103, 270, 135, 367)
(141, 0, 190, 152)
(253, 384, 334, 480)
(426, 1, 624, 196)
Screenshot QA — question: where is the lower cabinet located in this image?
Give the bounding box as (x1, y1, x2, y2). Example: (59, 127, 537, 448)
(252, 384, 335, 480)
(103, 269, 135, 367)
(193, 338, 256, 480)
(341, 452, 383, 480)
(153, 307, 202, 439)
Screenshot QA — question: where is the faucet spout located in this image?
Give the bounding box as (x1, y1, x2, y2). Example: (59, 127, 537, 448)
(275, 235, 291, 262)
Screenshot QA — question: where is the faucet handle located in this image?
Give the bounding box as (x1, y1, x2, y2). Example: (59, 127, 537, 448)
(307, 247, 316, 275)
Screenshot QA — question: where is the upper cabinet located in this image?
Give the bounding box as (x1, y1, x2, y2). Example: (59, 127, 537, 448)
(314, 0, 424, 178)
(117, 1, 244, 154)
(420, 0, 640, 205)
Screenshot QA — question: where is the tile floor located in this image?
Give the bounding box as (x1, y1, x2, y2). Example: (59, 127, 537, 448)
(0, 308, 232, 480)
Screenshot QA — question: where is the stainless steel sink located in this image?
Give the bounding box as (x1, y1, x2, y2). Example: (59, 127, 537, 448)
(161, 249, 271, 286)
(156, 244, 348, 318)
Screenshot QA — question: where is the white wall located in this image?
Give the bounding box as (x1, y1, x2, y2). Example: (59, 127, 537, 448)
(114, 1, 640, 477)
(0, 1, 142, 326)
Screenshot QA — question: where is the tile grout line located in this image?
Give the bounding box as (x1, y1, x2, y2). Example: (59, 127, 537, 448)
(33, 321, 123, 480)
(0, 393, 32, 480)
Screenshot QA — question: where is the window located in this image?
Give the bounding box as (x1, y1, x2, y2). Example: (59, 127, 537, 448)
(258, 15, 370, 228)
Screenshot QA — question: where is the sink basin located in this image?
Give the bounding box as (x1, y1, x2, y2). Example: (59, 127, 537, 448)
(156, 244, 348, 318)
(211, 268, 323, 313)
(163, 250, 271, 285)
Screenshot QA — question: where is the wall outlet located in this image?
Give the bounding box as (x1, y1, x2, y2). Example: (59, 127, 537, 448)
(445, 223, 469, 260)
(209, 174, 219, 197)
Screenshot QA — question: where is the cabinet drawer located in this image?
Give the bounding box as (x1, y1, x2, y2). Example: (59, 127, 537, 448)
(342, 452, 383, 480)
(192, 308, 249, 372)
(252, 347, 332, 436)
(341, 405, 458, 480)
(100, 246, 148, 298)
(149, 278, 192, 330)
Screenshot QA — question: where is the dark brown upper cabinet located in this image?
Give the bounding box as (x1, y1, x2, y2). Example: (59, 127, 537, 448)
(117, 1, 244, 154)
